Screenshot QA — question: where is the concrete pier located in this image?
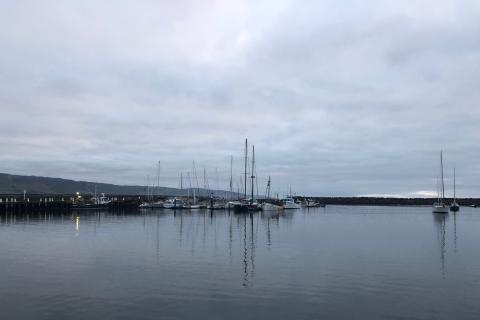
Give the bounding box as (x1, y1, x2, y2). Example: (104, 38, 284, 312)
(0, 196, 71, 213)
(0, 194, 145, 214)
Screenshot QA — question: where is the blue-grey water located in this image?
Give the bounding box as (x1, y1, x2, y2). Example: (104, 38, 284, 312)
(1, 206, 480, 319)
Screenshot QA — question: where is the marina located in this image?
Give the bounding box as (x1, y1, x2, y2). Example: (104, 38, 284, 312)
(2, 0, 479, 318)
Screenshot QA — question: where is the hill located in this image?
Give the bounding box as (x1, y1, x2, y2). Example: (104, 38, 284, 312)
(0, 173, 233, 197)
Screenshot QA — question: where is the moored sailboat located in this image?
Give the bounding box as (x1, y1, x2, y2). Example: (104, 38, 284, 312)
(450, 168, 460, 212)
(233, 139, 262, 212)
(432, 151, 448, 214)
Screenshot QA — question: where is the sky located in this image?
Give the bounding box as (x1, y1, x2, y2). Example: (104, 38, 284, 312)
(1, 0, 480, 197)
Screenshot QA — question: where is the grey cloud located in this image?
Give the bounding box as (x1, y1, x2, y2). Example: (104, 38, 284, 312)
(1, 0, 480, 197)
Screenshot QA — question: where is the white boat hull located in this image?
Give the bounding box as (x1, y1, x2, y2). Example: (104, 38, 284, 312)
(432, 205, 449, 214)
(283, 201, 302, 209)
(139, 202, 163, 208)
(163, 198, 184, 209)
(280, 197, 301, 209)
(262, 202, 283, 211)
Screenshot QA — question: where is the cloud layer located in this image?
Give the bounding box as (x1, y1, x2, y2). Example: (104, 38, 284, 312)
(1, 0, 480, 196)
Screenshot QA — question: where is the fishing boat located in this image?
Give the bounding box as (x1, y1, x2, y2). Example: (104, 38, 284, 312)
(72, 191, 112, 210)
(261, 177, 283, 211)
(139, 200, 164, 209)
(163, 198, 184, 209)
(432, 151, 449, 214)
(262, 202, 283, 211)
(282, 197, 302, 209)
(450, 168, 460, 212)
(302, 200, 325, 208)
(92, 193, 111, 206)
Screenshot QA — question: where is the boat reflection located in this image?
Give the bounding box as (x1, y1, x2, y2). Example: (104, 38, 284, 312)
(0, 207, 399, 288)
(433, 213, 448, 277)
(453, 213, 458, 254)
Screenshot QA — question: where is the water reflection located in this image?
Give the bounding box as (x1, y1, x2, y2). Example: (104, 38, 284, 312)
(453, 213, 458, 254)
(2, 207, 480, 320)
(243, 215, 249, 287)
(433, 213, 448, 277)
(0, 208, 469, 288)
(241, 213, 257, 287)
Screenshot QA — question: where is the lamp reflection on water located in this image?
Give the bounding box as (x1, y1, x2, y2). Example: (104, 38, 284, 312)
(75, 215, 80, 235)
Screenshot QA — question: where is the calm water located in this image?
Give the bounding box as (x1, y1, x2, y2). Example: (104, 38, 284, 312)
(1, 206, 480, 319)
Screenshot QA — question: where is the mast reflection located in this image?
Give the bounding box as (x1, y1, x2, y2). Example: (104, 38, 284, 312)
(453, 213, 457, 254)
(433, 213, 448, 277)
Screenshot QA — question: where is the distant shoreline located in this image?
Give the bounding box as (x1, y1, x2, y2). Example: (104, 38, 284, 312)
(298, 197, 480, 207)
(1, 172, 479, 207)
(0, 193, 478, 207)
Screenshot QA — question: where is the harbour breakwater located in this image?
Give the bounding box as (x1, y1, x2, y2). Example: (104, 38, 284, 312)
(0, 194, 142, 213)
(1, 194, 479, 214)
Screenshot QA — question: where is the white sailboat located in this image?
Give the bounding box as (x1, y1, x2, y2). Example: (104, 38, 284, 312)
(232, 139, 262, 212)
(432, 151, 448, 214)
(184, 164, 202, 209)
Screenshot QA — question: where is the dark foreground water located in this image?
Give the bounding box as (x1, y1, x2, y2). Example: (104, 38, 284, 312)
(1, 206, 480, 320)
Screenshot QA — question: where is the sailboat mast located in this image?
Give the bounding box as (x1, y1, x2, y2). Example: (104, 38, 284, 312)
(244, 139, 248, 200)
(145, 176, 149, 200)
(251, 145, 255, 205)
(266, 176, 271, 199)
(157, 161, 161, 197)
(229, 156, 233, 200)
(203, 168, 209, 197)
(187, 172, 192, 201)
(454, 168, 456, 200)
(180, 172, 183, 194)
(192, 161, 198, 204)
(440, 151, 445, 200)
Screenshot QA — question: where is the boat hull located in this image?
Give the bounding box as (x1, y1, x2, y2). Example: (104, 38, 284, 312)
(232, 203, 262, 213)
(185, 205, 202, 209)
(450, 204, 460, 212)
(163, 199, 184, 209)
(139, 201, 164, 209)
(262, 202, 283, 211)
(432, 205, 449, 214)
(73, 204, 109, 210)
(283, 203, 302, 209)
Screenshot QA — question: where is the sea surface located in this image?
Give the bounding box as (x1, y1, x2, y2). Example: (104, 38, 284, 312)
(1, 206, 480, 320)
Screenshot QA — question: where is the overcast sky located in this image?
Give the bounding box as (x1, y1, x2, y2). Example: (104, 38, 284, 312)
(1, 0, 480, 197)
